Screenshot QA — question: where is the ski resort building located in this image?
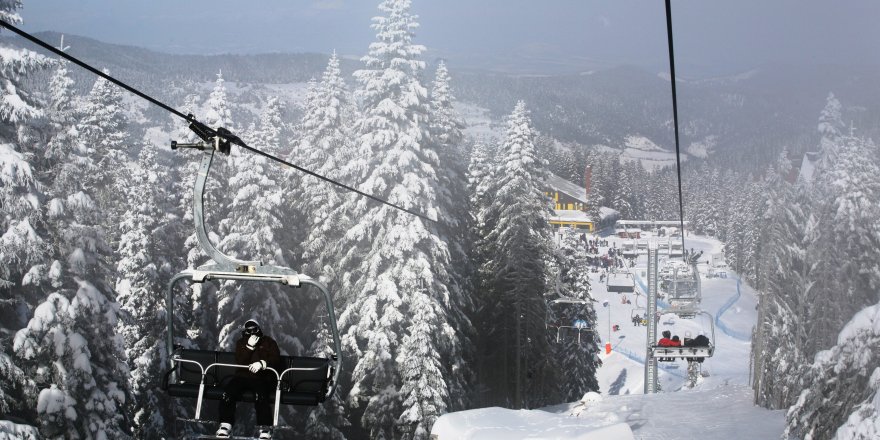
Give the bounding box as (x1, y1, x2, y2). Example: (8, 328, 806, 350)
(544, 173, 618, 231)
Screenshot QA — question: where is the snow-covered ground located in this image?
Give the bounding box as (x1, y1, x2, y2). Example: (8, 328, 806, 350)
(432, 234, 786, 439)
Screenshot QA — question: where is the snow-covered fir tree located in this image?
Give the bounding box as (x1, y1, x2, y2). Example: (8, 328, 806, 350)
(467, 140, 496, 228)
(817, 92, 844, 164)
(783, 302, 880, 440)
(332, 1, 467, 437)
(77, 71, 131, 223)
(474, 101, 556, 408)
(0, 3, 52, 435)
(427, 60, 473, 411)
(294, 52, 359, 440)
(115, 143, 187, 439)
(752, 151, 810, 409)
(296, 52, 356, 282)
(14, 278, 131, 439)
(11, 44, 132, 437)
(807, 133, 880, 350)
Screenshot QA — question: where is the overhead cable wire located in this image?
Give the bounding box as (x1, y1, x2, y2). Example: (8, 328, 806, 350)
(0, 18, 436, 224)
(664, 0, 688, 257)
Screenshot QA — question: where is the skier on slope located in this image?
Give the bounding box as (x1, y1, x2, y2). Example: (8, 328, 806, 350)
(215, 319, 281, 440)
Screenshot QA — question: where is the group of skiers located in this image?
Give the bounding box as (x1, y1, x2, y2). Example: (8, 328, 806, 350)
(657, 330, 711, 362)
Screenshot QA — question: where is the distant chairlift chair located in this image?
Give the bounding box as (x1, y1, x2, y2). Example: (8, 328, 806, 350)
(606, 271, 635, 294)
(546, 298, 596, 344)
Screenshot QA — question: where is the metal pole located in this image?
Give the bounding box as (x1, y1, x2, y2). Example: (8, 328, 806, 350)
(645, 241, 659, 394)
(515, 300, 522, 409)
(604, 298, 613, 355)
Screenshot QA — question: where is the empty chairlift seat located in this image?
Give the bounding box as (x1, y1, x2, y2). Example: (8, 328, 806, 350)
(163, 349, 334, 406)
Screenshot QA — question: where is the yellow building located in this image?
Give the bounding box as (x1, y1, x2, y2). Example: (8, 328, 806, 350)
(544, 173, 594, 231)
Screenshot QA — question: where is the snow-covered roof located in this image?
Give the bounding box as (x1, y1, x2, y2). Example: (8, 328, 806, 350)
(550, 207, 618, 223)
(545, 173, 587, 203)
(616, 220, 689, 227)
(550, 210, 592, 223)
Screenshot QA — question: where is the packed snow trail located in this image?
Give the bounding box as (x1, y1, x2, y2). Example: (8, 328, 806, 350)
(432, 385, 783, 439)
(611, 345, 687, 380)
(433, 234, 784, 439)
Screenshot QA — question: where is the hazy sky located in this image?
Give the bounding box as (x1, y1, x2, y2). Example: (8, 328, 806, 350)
(18, 0, 880, 75)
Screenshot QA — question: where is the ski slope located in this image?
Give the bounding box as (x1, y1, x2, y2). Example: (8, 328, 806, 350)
(432, 234, 785, 439)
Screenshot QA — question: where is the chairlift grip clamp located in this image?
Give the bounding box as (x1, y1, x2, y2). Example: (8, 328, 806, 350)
(169, 114, 232, 155)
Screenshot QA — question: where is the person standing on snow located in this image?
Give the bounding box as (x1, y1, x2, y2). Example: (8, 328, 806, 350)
(215, 319, 281, 440)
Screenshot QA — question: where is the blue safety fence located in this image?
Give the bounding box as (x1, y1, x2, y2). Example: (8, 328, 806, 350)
(714, 276, 752, 341)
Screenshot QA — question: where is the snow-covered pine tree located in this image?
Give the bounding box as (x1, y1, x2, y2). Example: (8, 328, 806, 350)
(427, 60, 473, 411)
(333, 1, 466, 437)
(115, 143, 189, 438)
(296, 52, 356, 283)
(14, 278, 132, 439)
(293, 52, 361, 440)
(723, 178, 766, 284)
(475, 101, 555, 409)
(0, 3, 52, 434)
(752, 150, 810, 409)
(77, 71, 130, 225)
(12, 45, 132, 437)
(817, 92, 844, 165)
(807, 133, 880, 351)
(467, 140, 496, 228)
(782, 302, 880, 440)
(611, 162, 634, 219)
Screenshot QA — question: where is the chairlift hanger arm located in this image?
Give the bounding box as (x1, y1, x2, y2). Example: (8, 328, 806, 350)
(0, 18, 435, 224)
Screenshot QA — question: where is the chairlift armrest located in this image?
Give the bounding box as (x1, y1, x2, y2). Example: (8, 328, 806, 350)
(161, 363, 180, 390)
(204, 362, 281, 382)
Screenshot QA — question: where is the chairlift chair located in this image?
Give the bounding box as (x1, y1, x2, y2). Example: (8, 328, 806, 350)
(546, 298, 596, 344)
(660, 260, 701, 317)
(651, 310, 715, 361)
(161, 139, 342, 434)
(621, 240, 637, 258)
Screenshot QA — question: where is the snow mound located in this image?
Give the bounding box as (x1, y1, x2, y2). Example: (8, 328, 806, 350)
(430, 406, 635, 440)
(580, 391, 602, 404)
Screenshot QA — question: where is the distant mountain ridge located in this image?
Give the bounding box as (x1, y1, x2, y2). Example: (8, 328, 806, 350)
(5, 31, 880, 172)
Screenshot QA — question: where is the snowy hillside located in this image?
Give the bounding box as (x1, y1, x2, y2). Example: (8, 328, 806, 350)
(432, 234, 785, 439)
(619, 135, 686, 171)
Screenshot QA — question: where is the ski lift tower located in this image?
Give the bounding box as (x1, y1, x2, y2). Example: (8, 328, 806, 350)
(644, 240, 660, 394)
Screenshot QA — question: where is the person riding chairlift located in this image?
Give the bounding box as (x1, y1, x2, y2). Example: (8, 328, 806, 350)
(658, 331, 675, 361)
(215, 319, 281, 440)
(684, 332, 710, 363)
